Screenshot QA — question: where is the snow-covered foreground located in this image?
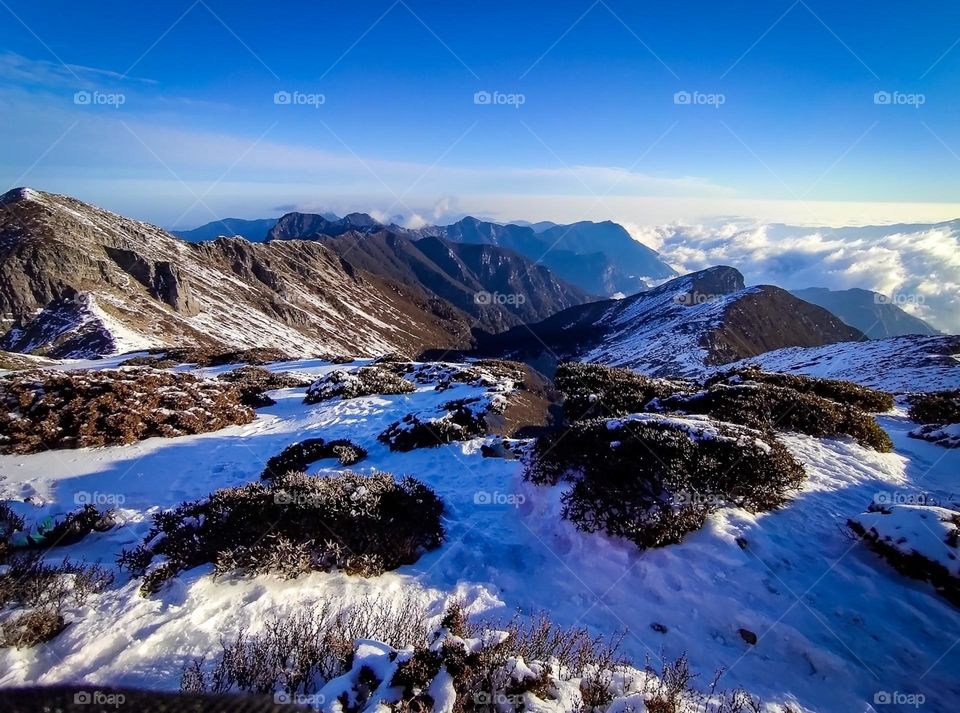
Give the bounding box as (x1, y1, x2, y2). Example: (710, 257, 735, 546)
(1, 359, 958, 712)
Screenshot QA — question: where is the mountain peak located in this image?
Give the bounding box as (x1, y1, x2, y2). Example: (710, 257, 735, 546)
(0, 187, 42, 205)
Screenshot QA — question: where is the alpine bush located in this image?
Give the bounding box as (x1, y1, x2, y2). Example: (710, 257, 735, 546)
(526, 414, 805, 549)
(0, 368, 254, 454)
(303, 367, 415, 404)
(120, 471, 444, 595)
(554, 362, 688, 422)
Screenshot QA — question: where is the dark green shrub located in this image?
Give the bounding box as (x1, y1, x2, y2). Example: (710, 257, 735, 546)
(0, 608, 66, 648)
(707, 366, 894, 412)
(218, 366, 314, 407)
(908, 390, 960, 425)
(304, 367, 415, 403)
(379, 399, 487, 451)
(663, 383, 893, 452)
(121, 472, 444, 595)
(261, 438, 367, 480)
(554, 362, 688, 421)
(0, 369, 254, 454)
(526, 415, 805, 549)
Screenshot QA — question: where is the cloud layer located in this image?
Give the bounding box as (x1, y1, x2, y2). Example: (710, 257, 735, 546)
(641, 221, 960, 334)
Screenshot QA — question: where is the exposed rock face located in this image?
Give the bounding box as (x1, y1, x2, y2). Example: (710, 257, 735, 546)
(313, 231, 592, 334)
(474, 266, 866, 377)
(103, 248, 199, 315)
(0, 188, 482, 357)
(275, 211, 678, 298)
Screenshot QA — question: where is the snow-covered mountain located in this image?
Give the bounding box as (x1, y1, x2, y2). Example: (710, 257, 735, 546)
(0, 188, 584, 359)
(477, 266, 864, 377)
(0, 189, 470, 356)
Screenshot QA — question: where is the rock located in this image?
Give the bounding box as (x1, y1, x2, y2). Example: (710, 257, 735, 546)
(738, 628, 758, 645)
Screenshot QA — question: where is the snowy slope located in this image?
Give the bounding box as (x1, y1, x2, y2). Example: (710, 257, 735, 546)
(1, 359, 958, 711)
(725, 335, 960, 392)
(480, 266, 863, 378)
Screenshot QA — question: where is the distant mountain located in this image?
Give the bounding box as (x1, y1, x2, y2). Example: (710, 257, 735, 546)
(313, 231, 591, 334)
(267, 211, 381, 240)
(476, 266, 864, 377)
(791, 287, 940, 339)
(537, 220, 676, 280)
(417, 216, 676, 297)
(260, 212, 678, 298)
(173, 217, 281, 242)
(511, 220, 558, 232)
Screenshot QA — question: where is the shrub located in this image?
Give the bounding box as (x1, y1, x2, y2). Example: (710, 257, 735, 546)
(0, 553, 113, 648)
(379, 399, 488, 452)
(707, 366, 894, 412)
(0, 553, 114, 610)
(0, 608, 66, 648)
(908, 390, 960, 425)
(0, 501, 25, 562)
(120, 347, 294, 368)
(303, 367, 415, 404)
(909, 423, 960, 449)
(849, 503, 960, 607)
(554, 362, 688, 422)
(0, 368, 254, 454)
(121, 471, 444, 595)
(662, 382, 893, 452)
(526, 414, 805, 549)
(218, 366, 314, 407)
(184, 604, 763, 712)
(260, 438, 367, 480)
(182, 595, 432, 697)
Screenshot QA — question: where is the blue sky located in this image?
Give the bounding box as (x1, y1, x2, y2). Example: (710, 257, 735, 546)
(1, 0, 959, 228)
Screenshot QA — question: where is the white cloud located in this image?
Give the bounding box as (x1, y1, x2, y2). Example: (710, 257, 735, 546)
(650, 221, 960, 333)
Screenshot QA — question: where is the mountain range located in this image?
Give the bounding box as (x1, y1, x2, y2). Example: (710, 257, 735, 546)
(2, 188, 954, 377)
(0, 189, 585, 358)
(182, 211, 678, 297)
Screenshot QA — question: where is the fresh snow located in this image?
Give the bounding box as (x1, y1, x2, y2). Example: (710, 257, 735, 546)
(725, 335, 960, 392)
(0, 360, 958, 712)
